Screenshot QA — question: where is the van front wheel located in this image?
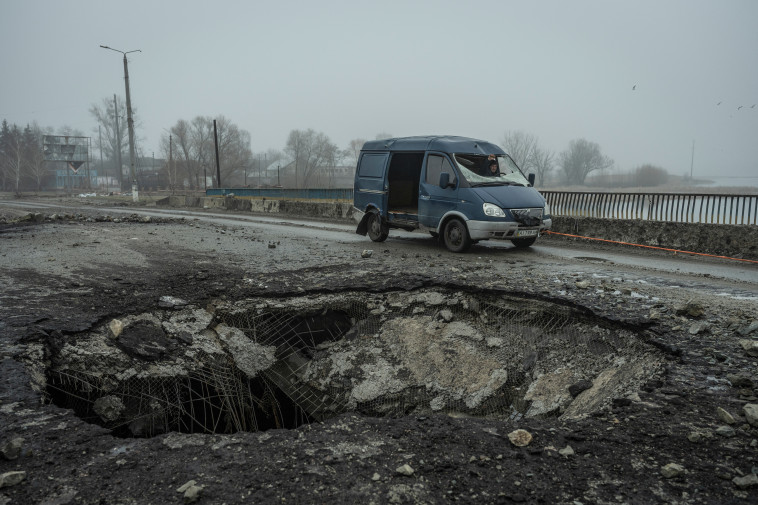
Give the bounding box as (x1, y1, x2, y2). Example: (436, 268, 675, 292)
(443, 218, 471, 253)
(367, 212, 388, 242)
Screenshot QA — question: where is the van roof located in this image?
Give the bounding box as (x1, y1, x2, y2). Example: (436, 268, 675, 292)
(361, 136, 506, 155)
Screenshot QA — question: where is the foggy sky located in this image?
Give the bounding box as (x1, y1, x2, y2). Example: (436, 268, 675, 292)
(1, 0, 756, 181)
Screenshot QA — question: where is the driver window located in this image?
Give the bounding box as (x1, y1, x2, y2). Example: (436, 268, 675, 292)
(425, 155, 457, 186)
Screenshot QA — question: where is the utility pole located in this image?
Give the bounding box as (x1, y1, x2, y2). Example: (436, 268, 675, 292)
(123, 51, 138, 201)
(113, 94, 123, 191)
(98, 126, 105, 192)
(213, 119, 221, 188)
(101, 45, 141, 201)
(169, 134, 173, 193)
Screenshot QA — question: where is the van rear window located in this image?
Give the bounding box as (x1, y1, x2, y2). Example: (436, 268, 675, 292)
(358, 153, 388, 178)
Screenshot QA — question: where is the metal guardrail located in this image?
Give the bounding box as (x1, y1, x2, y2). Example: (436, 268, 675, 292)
(542, 191, 758, 225)
(207, 188, 758, 225)
(206, 187, 353, 200)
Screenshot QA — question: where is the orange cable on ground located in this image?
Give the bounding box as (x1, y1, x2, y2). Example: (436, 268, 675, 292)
(543, 230, 758, 265)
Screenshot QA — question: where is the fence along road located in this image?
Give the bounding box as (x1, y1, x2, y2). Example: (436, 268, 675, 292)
(541, 191, 758, 225)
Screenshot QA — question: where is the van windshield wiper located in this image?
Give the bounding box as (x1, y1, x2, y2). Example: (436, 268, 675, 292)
(471, 181, 523, 187)
(471, 181, 507, 187)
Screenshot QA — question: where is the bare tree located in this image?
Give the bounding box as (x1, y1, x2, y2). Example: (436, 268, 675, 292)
(559, 139, 614, 185)
(23, 124, 48, 191)
(531, 146, 554, 187)
(3, 124, 23, 193)
(501, 130, 539, 174)
(346, 138, 366, 167)
(165, 116, 253, 189)
(89, 97, 131, 162)
(285, 129, 339, 188)
(0, 120, 12, 191)
(212, 115, 253, 186)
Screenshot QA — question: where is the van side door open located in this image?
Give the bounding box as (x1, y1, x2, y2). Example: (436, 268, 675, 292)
(418, 153, 459, 229)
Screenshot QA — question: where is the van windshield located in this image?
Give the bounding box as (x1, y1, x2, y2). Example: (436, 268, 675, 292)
(453, 153, 529, 187)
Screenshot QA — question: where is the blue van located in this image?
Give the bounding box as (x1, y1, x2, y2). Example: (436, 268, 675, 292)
(353, 136, 552, 252)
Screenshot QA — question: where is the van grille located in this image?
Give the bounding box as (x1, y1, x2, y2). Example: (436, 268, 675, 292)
(510, 208, 543, 227)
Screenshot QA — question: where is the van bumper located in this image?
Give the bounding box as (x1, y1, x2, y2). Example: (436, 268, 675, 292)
(467, 218, 552, 241)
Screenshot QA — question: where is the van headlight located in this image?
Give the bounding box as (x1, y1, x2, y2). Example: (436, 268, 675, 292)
(483, 202, 506, 218)
(544, 202, 551, 216)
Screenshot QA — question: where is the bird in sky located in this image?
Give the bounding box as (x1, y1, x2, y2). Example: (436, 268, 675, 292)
(717, 101, 722, 105)
(632, 85, 636, 90)
(738, 106, 744, 110)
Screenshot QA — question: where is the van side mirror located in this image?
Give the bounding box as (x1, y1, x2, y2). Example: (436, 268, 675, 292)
(439, 172, 452, 188)
(528, 173, 536, 186)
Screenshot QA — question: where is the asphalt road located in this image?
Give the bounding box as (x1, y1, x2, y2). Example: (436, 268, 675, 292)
(3, 198, 756, 296)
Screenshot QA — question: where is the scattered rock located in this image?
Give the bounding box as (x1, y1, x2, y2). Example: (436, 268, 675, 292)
(158, 296, 188, 309)
(716, 407, 736, 425)
(396, 464, 414, 476)
(177, 480, 196, 493)
(177, 480, 203, 503)
(558, 445, 575, 457)
(738, 321, 758, 336)
(108, 318, 124, 338)
(183, 484, 203, 503)
(744, 404, 758, 427)
(715, 425, 736, 438)
(732, 473, 758, 489)
(524, 369, 576, 417)
(0, 471, 26, 489)
(568, 379, 593, 398)
(739, 340, 758, 357)
(371, 473, 381, 481)
(439, 309, 454, 323)
(661, 463, 685, 478)
(675, 302, 704, 318)
(688, 321, 709, 335)
(575, 280, 590, 289)
(727, 374, 754, 388)
(0, 438, 24, 461)
(687, 431, 707, 443)
(361, 249, 373, 259)
(93, 396, 125, 423)
(507, 429, 533, 447)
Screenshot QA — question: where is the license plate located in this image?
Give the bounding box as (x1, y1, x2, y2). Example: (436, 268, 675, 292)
(516, 229, 538, 237)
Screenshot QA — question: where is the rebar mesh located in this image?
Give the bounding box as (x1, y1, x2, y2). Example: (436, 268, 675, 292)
(43, 289, 662, 436)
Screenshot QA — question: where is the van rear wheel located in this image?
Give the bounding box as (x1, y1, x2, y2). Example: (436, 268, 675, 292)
(367, 211, 388, 242)
(443, 218, 471, 253)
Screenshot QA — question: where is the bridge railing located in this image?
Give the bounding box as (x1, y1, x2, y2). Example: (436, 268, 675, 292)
(541, 191, 758, 225)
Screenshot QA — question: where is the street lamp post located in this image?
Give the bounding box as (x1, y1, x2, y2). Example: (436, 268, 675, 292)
(100, 45, 141, 202)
